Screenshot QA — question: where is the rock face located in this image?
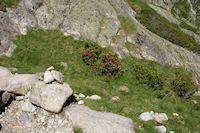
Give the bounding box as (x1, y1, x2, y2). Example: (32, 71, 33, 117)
(65, 104, 135, 133)
(30, 82, 73, 113)
(1, 0, 200, 82)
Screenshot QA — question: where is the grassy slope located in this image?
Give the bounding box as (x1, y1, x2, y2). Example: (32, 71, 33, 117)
(0, 0, 21, 11)
(127, 0, 200, 54)
(0, 29, 200, 133)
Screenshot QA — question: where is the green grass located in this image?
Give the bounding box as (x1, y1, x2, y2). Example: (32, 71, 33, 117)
(118, 16, 136, 35)
(0, 0, 21, 11)
(171, 0, 190, 20)
(127, 0, 200, 54)
(0, 29, 200, 133)
(180, 21, 200, 35)
(74, 127, 82, 133)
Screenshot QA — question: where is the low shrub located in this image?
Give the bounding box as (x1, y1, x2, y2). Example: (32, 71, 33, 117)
(132, 59, 199, 98)
(82, 42, 124, 80)
(133, 60, 164, 90)
(171, 72, 198, 98)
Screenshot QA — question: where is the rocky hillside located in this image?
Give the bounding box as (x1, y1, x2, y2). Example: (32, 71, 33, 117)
(0, 0, 200, 83)
(0, 0, 200, 132)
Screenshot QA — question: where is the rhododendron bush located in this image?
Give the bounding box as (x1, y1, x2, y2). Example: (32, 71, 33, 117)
(82, 42, 124, 79)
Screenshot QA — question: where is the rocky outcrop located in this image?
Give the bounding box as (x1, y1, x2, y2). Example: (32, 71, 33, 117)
(31, 82, 73, 113)
(1, 0, 200, 82)
(65, 104, 135, 133)
(0, 66, 136, 133)
(0, 67, 40, 95)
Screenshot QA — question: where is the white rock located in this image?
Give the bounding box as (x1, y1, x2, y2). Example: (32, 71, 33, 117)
(153, 113, 168, 123)
(111, 96, 120, 102)
(139, 112, 154, 121)
(21, 100, 36, 112)
(86, 95, 102, 100)
(47, 66, 54, 71)
(192, 100, 198, 104)
(173, 113, 179, 117)
(51, 70, 63, 84)
(44, 71, 54, 83)
(15, 96, 24, 101)
(60, 62, 68, 71)
(78, 93, 85, 98)
(30, 82, 73, 113)
(74, 94, 79, 100)
(78, 100, 84, 105)
(155, 126, 166, 133)
(118, 86, 130, 92)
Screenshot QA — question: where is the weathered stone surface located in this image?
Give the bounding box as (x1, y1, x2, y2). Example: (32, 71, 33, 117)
(111, 96, 120, 102)
(51, 70, 63, 84)
(153, 113, 168, 123)
(0, 68, 39, 95)
(44, 71, 54, 84)
(30, 82, 73, 113)
(65, 104, 135, 133)
(0, 91, 11, 107)
(139, 112, 154, 121)
(155, 125, 167, 133)
(86, 95, 102, 100)
(0, 100, 74, 133)
(118, 86, 130, 92)
(4, 74, 39, 95)
(21, 100, 36, 112)
(0, 66, 12, 78)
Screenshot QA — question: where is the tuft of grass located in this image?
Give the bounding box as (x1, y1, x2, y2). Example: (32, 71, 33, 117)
(74, 127, 82, 133)
(118, 16, 136, 35)
(0, 0, 21, 12)
(127, 0, 200, 54)
(0, 29, 200, 133)
(125, 42, 137, 51)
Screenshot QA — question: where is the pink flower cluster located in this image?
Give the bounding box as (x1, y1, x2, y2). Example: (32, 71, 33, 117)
(82, 47, 124, 80)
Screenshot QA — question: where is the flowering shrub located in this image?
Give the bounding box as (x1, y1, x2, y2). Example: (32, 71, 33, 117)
(82, 43, 124, 79)
(171, 72, 198, 98)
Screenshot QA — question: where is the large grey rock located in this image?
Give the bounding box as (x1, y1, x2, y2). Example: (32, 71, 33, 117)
(31, 82, 73, 113)
(0, 66, 39, 95)
(3, 74, 39, 95)
(65, 104, 135, 133)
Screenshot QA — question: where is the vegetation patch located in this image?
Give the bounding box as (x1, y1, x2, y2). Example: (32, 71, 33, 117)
(132, 59, 198, 98)
(125, 42, 137, 51)
(127, 0, 200, 54)
(0, 29, 200, 133)
(0, 0, 21, 12)
(118, 16, 136, 35)
(82, 42, 124, 80)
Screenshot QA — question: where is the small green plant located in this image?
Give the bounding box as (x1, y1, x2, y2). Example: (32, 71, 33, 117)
(133, 60, 164, 90)
(0, 0, 20, 12)
(82, 42, 124, 80)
